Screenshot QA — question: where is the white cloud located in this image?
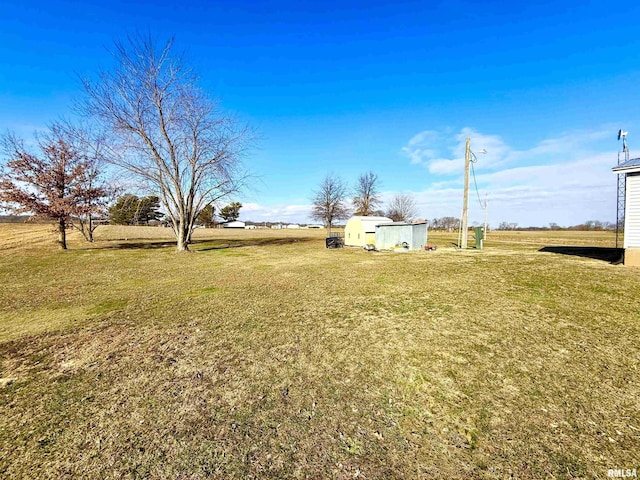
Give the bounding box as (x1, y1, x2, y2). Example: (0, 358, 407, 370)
(523, 128, 611, 156)
(407, 130, 439, 147)
(239, 202, 266, 213)
(398, 128, 619, 227)
(454, 128, 510, 170)
(403, 127, 511, 173)
(427, 158, 463, 175)
(402, 126, 616, 177)
(402, 130, 442, 165)
(238, 202, 312, 223)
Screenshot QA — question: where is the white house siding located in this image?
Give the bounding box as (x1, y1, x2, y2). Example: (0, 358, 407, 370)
(625, 173, 640, 249)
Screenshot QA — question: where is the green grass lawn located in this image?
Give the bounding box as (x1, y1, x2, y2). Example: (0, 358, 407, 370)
(0, 225, 638, 479)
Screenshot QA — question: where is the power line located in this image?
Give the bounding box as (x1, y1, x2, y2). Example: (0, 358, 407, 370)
(470, 161, 483, 209)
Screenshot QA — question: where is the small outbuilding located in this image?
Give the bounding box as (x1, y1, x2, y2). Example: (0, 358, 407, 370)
(375, 222, 428, 251)
(344, 216, 393, 247)
(613, 158, 640, 266)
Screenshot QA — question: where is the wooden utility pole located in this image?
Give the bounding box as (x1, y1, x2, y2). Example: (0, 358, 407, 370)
(461, 137, 471, 249)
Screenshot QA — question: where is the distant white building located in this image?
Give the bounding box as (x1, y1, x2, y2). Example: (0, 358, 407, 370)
(286, 224, 300, 229)
(223, 221, 245, 229)
(244, 225, 257, 229)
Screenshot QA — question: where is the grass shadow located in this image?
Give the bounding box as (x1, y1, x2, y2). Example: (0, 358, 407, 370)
(75, 236, 318, 252)
(538, 246, 624, 264)
(197, 237, 314, 251)
(98, 240, 182, 250)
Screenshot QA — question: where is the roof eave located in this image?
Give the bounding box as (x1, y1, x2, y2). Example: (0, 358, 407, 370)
(612, 166, 640, 174)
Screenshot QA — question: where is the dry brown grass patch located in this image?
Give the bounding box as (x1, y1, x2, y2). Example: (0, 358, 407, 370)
(0, 224, 638, 478)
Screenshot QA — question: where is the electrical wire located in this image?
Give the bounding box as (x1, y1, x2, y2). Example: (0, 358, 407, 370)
(470, 160, 484, 209)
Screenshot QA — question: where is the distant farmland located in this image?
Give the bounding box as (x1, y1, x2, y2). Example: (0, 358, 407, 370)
(0, 224, 637, 479)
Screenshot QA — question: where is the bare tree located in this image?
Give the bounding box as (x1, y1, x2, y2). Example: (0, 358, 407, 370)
(386, 194, 417, 222)
(497, 221, 518, 231)
(81, 35, 249, 251)
(311, 174, 350, 231)
(0, 127, 108, 249)
(352, 171, 382, 216)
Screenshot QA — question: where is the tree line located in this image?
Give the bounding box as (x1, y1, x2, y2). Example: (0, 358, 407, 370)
(496, 220, 619, 231)
(107, 197, 242, 227)
(0, 35, 249, 251)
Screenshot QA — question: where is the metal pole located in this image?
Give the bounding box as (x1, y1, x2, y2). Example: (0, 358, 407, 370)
(483, 194, 488, 242)
(461, 137, 471, 249)
(616, 146, 628, 249)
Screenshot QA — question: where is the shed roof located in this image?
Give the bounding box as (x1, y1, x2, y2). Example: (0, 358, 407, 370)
(349, 215, 393, 221)
(378, 221, 428, 227)
(612, 157, 640, 174)
(359, 217, 393, 232)
(224, 221, 246, 227)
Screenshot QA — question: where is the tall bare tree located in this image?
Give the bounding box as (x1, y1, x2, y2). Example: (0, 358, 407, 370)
(311, 174, 350, 231)
(352, 171, 382, 216)
(81, 35, 249, 251)
(0, 127, 108, 249)
(386, 194, 418, 222)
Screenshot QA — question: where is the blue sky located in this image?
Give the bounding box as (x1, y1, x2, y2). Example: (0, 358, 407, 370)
(2, 0, 640, 226)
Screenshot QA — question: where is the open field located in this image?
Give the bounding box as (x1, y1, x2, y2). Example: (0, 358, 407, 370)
(1, 224, 638, 479)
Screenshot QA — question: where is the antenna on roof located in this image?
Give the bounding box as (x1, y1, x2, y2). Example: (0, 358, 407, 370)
(618, 129, 628, 153)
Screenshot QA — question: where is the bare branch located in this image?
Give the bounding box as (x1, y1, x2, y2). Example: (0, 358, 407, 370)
(352, 171, 382, 216)
(311, 174, 351, 231)
(386, 194, 417, 222)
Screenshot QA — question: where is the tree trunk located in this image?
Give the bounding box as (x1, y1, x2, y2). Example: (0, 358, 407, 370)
(176, 220, 190, 252)
(88, 216, 94, 242)
(58, 219, 67, 250)
(176, 231, 189, 251)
